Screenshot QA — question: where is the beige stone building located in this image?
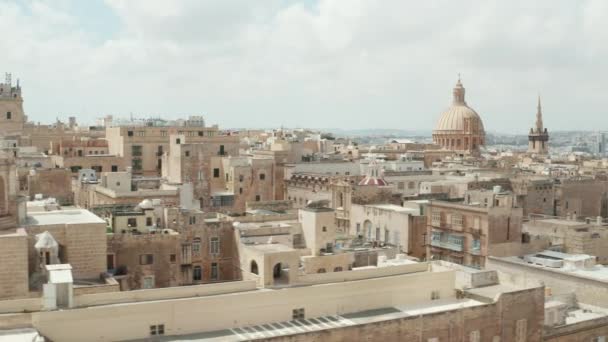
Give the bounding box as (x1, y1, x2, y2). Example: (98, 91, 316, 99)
(216, 156, 276, 212)
(106, 119, 234, 177)
(0, 228, 29, 299)
(349, 203, 426, 259)
(524, 217, 608, 264)
(432, 77, 486, 155)
(163, 134, 241, 209)
(73, 170, 180, 209)
(511, 176, 555, 217)
(427, 188, 523, 267)
(26, 168, 73, 205)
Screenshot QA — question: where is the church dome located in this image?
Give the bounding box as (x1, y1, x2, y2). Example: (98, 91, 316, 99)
(432, 77, 486, 154)
(434, 78, 484, 133)
(435, 105, 484, 132)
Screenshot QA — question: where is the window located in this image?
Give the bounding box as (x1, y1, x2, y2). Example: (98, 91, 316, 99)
(139, 254, 154, 265)
(334, 267, 343, 272)
(210, 237, 220, 255)
(107, 254, 115, 270)
(408, 181, 415, 189)
(322, 226, 327, 232)
(131, 145, 142, 156)
(111, 165, 118, 172)
(176, 138, 181, 144)
(160, 130, 167, 137)
(211, 262, 219, 280)
(193, 266, 202, 281)
(356, 223, 361, 234)
(255, 195, 261, 201)
(292, 308, 305, 320)
(6, 111, 11, 120)
(128, 218, 137, 227)
(146, 217, 153, 226)
(515, 319, 527, 342)
(219, 145, 225, 155)
(77, 150, 83, 157)
(132, 158, 143, 171)
(213, 168, 220, 178)
(239, 175, 244, 182)
(137, 131, 145, 137)
(150, 324, 165, 336)
(431, 290, 440, 300)
(185, 150, 190, 157)
(452, 214, 463, 227)
(470, 330, 480, 342)
(398, 182, 405, 190)
(259, 173, 266, 180)
(198, 131, 204, 136)
(317, 268, 326, 273)
(432, 211, 441, 225)
(239, 188, 243, 194)
(127, 130, 133, 137)
(143, 276, 155, 289)
(170, 254, 176, 263)
(143, 276, 154, 289)
(192, 238, 201, 254)
(189, 216, 196, 225)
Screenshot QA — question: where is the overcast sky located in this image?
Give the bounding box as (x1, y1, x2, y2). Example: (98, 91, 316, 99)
(1, 1, 606, 133)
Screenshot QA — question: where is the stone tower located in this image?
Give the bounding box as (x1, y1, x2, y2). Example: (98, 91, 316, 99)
(528, 96, 549, 155)
(0, 73, 26, 137)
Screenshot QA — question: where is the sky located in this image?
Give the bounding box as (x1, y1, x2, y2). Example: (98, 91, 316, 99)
(1, 0, 607, 133)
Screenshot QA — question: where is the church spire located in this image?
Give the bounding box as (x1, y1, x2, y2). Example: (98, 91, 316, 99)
(535, 95, 543, 132)
(452, 75, 466, 105)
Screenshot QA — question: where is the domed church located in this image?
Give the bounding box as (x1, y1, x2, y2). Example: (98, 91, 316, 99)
(432, 77, 486, 155)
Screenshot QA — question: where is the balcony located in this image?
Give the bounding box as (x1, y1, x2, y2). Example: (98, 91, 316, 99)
(469, 248, 482, 255)
(430, 240, 464, 252)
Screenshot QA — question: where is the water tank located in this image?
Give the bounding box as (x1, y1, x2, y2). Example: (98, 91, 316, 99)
(493, 185, 502, 194)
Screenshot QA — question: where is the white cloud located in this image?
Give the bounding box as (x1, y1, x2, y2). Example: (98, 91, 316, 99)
(0, 0, 607, 132)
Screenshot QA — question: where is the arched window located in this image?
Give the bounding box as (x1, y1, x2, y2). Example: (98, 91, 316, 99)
(333, 267, 343, 272)
(317, 268, 326, 273)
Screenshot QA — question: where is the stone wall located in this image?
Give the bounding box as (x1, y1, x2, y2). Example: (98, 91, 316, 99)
(26, 222, 107, 280)
(0, 230, 29, 299)
(27, 168, 73, 204)
(259, 287, 544, 342)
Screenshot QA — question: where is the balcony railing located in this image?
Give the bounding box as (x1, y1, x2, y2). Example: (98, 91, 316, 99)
(430, 240, 464, 252)
(469, 248, 482, 255)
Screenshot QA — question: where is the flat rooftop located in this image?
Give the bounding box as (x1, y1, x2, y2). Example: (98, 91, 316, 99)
(245, 243, 296, 253)
(26, 209, 106, 226)
(528, 218, 591, 227)
(130, 298, 484, 342)
(500, 255, 608, 282)
(364, 204, 419, 214)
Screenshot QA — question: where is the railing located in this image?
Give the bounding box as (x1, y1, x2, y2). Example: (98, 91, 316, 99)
(469, 248, 482, 255)
(430, 240, 464, 252)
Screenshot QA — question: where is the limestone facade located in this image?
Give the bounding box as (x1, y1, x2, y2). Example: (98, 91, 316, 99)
(427, 191, 523, 267)
(0, 73, 26, 136)
(0, 229, 29, 299)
